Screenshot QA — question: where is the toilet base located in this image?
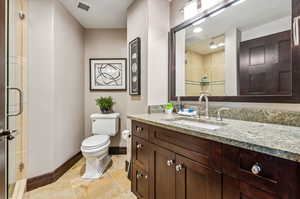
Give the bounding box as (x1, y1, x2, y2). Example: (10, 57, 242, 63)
(82, 155, 111, 179)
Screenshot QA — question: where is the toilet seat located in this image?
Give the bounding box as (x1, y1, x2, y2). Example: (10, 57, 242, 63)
(81, 135, 110, 151)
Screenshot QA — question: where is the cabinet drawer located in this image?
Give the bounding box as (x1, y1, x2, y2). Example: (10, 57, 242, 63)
(132, 136, 150, 171)
(223, 144, 300, 197)
(132, 121, 149, 140)
(149, 126, 221, 170)
(223, 145, 279, 194)
(223, 175, 279, 199)
(132, 164, 149, 199)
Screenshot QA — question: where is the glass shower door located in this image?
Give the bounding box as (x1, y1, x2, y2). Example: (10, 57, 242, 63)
(7, 0, 27, 197)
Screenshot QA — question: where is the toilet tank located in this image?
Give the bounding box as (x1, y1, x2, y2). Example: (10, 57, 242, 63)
(91, 113, 120, 136)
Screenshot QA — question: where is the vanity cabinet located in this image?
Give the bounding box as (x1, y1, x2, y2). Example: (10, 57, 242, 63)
(131, 121, 300, 199)
(132, 121, 222, 199)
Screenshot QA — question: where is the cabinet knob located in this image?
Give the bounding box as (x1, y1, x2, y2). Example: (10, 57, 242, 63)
(136, 144, 143, 150)
(251, 163, 262, 175)
(176, 164, 183, 172)
(167, 160, 174, 167)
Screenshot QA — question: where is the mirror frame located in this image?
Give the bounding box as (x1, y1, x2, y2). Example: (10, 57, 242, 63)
(169, 0, 300, 103)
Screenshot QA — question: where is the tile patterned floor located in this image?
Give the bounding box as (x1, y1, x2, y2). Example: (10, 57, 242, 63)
(25, 155, 137, 199)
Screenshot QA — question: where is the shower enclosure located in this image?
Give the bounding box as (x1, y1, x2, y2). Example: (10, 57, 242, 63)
(7, 0, 27, 198)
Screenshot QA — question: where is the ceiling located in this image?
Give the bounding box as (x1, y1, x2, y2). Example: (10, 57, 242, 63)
(187, 35, 225, 55)
(185, 0, 291, 54)
(59, 0, 135, 28)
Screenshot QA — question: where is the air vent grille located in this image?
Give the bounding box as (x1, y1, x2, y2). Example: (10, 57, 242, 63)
(77, 1, 90, 11)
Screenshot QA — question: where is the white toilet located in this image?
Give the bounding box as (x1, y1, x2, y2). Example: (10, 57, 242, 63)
(81, 113, 120, 179)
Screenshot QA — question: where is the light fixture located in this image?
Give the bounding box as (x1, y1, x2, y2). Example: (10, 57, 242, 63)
(193, 27, 203, 33)
(193, 18, 207, 26)
(184, 1, 198, 20)
(209, 41, 218, 49)
(210, 8, 225, 17)
(232, 0, 246, 6)
(218, 42, 225, 47)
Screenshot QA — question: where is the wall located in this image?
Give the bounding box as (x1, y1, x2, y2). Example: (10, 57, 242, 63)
(176, 29, 186, 96)
(53, 0, 85, 170)
(28, 0, 84, 178)
(84, 29, 127, 147)
(126, 0, 149, 120)
(28, 0, 55, 178)
(242, 16, 291, 41)
(147, 0, 169, 105)
(126, 0, 170, 162)
(224, 28, 240, 96)
(185, 50, 225, 96)
(202, 51, 225, 96)
(185, 50, 203, 96)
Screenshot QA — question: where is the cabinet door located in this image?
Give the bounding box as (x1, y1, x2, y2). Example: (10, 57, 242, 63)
(175, 155, 222, 199)
(223, 175, 279, 199)
(132, 165, 149, 199)
(150, 145, 176, 199)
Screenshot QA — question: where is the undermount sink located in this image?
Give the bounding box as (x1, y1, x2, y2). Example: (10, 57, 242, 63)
(165, 117, 227, 130)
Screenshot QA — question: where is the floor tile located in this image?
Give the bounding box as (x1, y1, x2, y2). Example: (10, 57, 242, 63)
(25, 155, 136, 199)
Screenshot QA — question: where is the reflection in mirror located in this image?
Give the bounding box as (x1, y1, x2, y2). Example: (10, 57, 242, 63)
(175, 0, 292, 97)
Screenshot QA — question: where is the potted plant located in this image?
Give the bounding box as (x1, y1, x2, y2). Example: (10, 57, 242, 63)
(96, 96, 114, 114)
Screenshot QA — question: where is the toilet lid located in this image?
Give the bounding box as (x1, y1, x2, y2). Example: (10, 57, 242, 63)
(82, 135, 110, 150)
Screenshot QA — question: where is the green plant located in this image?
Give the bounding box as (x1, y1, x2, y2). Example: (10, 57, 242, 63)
(96, 96, 114, 113)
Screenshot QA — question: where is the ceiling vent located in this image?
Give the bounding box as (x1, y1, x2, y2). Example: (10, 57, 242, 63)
(77, 1, 90, 11)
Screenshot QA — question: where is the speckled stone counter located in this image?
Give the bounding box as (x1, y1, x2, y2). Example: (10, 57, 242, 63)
(128, 113, 300, 163)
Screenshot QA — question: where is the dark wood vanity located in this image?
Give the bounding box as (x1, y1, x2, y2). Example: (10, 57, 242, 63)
(131, 120, 300, 199)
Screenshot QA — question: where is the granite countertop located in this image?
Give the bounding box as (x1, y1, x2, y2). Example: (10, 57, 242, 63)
(128, 113, 300, 163)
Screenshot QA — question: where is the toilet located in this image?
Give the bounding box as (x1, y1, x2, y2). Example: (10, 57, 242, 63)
(81, 113, 120, 179)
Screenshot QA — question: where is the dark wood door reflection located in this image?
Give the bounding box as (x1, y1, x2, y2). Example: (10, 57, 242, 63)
(239, 31, 292, 96)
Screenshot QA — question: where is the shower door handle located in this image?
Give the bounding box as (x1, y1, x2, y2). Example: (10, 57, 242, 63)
(0, 129, 17, 140)
(7, 87, 23, 117)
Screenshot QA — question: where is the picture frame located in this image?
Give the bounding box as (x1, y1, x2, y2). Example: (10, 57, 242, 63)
(89, 58, 127, 91)
(129, 37, 141, 95)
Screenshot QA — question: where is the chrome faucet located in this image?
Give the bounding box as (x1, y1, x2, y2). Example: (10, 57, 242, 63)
(199, 94, 209, 119)
(216, 107, 230, 121)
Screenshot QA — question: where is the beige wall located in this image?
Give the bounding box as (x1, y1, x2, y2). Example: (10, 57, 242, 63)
(53, 0, 85, 170)
(185, 50, 203, 96)
(126, 0, 149, 122)
(84, 29, 127, 147)
(147, 0, 169, 105)
(185, 50, 225, 96)
(28, 0, 84, 178)
(126, 0, 170, 161)
(28, 0, 55, 178)
(203, 51, 225, 96)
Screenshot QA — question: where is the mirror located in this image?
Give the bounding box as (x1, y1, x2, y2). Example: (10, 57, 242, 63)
(174, 0, 292, 97)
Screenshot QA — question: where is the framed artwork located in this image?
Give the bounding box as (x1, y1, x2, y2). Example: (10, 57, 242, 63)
(129, 37, 141, 95)
(90, 58, 127, 91)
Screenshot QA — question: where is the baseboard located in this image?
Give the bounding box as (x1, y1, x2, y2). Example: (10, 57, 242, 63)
(26, 152, 82, 192)
(109, 147, 127, 155)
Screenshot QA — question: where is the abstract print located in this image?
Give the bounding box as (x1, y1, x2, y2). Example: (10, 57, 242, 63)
(94, 63, 122, 86)
(90, 58, 127, 91)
